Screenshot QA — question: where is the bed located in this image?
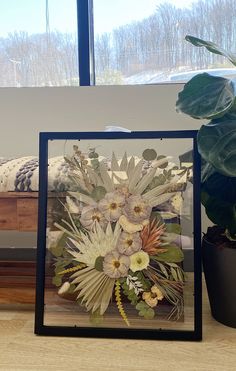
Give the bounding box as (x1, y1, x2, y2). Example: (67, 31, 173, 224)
(0, 156, 72, 231)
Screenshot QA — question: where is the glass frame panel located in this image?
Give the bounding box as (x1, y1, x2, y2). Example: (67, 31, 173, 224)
(35, 130, 201, 340)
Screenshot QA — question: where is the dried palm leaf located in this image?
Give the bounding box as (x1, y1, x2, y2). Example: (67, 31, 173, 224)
(133, 168, 156, 195)
(119, 152, 128, 171)
(128, 160, 144, 192)
(99, 162, 115, 192)
(111, 152, 120, 171)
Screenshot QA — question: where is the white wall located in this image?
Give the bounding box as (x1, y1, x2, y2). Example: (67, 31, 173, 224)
(0, 84, 209, 248)
(0, 85, 200, 156)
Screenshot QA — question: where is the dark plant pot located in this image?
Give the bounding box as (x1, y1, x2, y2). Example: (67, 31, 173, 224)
(202, 237, 236, 328)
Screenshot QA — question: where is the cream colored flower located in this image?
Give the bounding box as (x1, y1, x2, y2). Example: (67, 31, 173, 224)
(124, 195, 152, 223)
(98, 191, 125, 222)
(118, 215, 145, 234)
(117, 232, 142, 256)
(103, 250, 130, 278)
(142, 285, 164, 308)
(171, 192, 183, 214)
(130, 250, 150, 272)
(80, 205, 107, 230)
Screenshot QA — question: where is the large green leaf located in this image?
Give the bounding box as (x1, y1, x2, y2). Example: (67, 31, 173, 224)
(176, 73, 235, 120)
(204, 194, 236, 235)
(198, 120, 236, 176)
(153, 245, 184, 263)
(185, 35, 236, 66)
(202, 171, 236, 203)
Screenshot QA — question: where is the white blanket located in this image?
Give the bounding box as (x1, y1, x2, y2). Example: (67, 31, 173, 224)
(0, 156, 72, 192)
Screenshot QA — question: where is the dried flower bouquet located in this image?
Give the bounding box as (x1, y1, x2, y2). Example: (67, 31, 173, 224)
(48, 145, 190, 326)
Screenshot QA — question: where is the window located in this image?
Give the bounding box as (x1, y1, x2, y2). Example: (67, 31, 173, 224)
(1, 0, 236, 87)
(0, 0, 78, 87)
(93, 0, 236, 84)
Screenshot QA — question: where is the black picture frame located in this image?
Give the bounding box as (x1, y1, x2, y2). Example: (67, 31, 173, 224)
(35, 130, 202, 341)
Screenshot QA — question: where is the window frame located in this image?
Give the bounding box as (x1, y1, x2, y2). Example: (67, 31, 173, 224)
(77, 0, 95, 86)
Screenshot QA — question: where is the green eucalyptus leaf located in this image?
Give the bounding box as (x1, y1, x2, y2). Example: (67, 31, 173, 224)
(143, 308, 155, 319)
(142, 149, 157, 161)
(198, 121, 236, 177)
(91, 186, 107, 201)
(52, 275, 62, 287)
(95, 256, 104, 272)
(154, 245, 184, 263)
(136, 301, 155, 319)
(176, 73, 235, 120)
(185, 35, 236, 66)
(136, 301, 147, 311)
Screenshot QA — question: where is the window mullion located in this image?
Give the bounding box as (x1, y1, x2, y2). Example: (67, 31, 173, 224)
(77, 0, 95, 86)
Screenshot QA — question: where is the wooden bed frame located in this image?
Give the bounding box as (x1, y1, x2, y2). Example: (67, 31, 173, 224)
(0, 192, 66, 231)
(0, 192, 38, 231)
(0, 192, 60, 288)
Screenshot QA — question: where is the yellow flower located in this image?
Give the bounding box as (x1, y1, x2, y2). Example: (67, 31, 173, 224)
(142, 285, 164, 308)
(130, 250, 150, 272)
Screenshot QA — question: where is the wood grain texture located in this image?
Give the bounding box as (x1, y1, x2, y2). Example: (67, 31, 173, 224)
(0, 198, 17, 230)
(0, 196, 37, 231)
(0, 277, 236, 370)
(17, 199, 38, 231)
(0, 192, 65, 231)
(0, 261, 53, 289)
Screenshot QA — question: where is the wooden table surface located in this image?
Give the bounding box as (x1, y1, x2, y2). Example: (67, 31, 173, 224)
(0, 277, 236, 371)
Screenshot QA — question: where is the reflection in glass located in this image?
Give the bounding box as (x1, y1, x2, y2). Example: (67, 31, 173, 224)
(44, 138, 195, 331)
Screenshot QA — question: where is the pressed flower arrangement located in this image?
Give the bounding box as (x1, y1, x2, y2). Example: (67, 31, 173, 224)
(47, 142, 192, 326)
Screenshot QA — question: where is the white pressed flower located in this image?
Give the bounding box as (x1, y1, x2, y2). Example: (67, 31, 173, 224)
(103, 251, 130, 278)
(98, 191, 125, 222)
(80, 205, 107, 230)
(117, 231, 142, 256)
(124, 195, 152, 223)
(69, 222, 121, 267)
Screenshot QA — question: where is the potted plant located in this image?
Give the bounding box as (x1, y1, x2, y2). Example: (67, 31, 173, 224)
(176, 35, 236, 328)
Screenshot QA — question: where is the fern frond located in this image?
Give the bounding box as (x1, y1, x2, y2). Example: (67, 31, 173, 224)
(58, 263, 86, 275)
(115, 280, 130, 327)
